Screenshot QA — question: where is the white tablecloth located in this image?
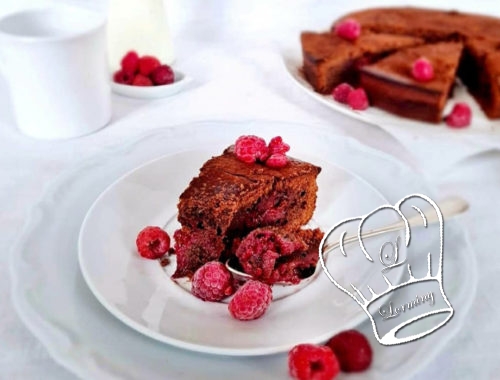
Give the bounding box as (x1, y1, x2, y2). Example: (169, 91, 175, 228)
(1, 0, 500, 378)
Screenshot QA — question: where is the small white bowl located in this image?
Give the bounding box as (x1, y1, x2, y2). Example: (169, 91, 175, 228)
(111, 70, 192, 99)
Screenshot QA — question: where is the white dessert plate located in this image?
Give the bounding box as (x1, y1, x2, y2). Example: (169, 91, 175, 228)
(10, 121, 477, 379)
(111, 70, 192, 99)
(78, 146, 405, 356)
(281, 49, 500, 147)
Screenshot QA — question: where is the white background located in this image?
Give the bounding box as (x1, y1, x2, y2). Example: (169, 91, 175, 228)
(1, 0, 500, 378)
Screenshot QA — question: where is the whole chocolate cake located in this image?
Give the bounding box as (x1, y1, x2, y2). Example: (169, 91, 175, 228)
(301, 7, 500, 121)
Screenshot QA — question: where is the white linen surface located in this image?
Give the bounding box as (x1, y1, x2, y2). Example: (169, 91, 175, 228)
(1, 0, 499, 378)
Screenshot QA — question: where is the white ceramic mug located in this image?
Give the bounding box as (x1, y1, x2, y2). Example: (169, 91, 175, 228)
(0, 6, 112, 140)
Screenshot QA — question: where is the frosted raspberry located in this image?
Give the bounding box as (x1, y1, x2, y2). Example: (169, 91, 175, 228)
(412, 57, 434, 82)
(326, 330, 372, 372)
(445, 103, 472, 128)
(347, 88, 369, 110)
(132, 74, 153, 86)
(151, 65, 175, 85)
(266, 153, 288, 168)
(268, 136, 290, 155)
(288, 344, 340, 380)
(234, 135, 269, 164)
(113, 70, 134, 85)
(191, 261, 234, 302)
(334, 19, 361, 41)
(136, 226, 170, 259)
(138, 55, 161, 76)
(121, 51, 139, 74)
(228, 280, 272, 321)
(332, 83, 354, 104)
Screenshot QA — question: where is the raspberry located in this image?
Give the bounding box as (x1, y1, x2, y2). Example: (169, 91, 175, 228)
(265, 153, 288, 168)
(234, 135, 269, 164)
(113, 70, 134, 85)
(412, 57, 434, 82)
(288, 344, 340, 380)
(132, 74, 153, 86)
(347, 88, 369, 110)
(150, 65, 175, 85)
(228, 280, 272, 321)
(138, 55, 161, 76)
(445, 102, 472, 128)
(120, 51, 139, 74)
(334, 19, 361, 41)
(191, 261, 234, 302)
(268, 136, 290, 155)
(332, 83, 354, 104)
(325, 330, 372, 372)
(136, 226, 170, 259)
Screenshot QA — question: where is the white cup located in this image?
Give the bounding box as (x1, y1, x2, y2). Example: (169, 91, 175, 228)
(0, 6, 112, 140)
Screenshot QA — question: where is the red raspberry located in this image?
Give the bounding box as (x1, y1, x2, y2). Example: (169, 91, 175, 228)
(332, 83, 354, 104)
(347, 88, 369, 110)
(288, 344, 340, 380)
(334, 19, 361, 41)
(113, 70, 134, 85)
(268, 136, 290, 155)
(412, 57, 434, 82)
(325, 330, 372, 372)
(266, 153, 288, 168)
(234, 135, 269, 164)
(138, 55, 161, 76)
(191, 261, 234, 302)
(120, 51, 139, 74)
(150, 65, 175, 85)
(445, 102, 472, 128)
(136, 226, 170, 259)
(228, 280, 272, 321)
(132, 74, 153, 86)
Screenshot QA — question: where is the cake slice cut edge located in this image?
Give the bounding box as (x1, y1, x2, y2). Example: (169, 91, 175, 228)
(301, 31, 425, 94)
(359, 41, 464, 123)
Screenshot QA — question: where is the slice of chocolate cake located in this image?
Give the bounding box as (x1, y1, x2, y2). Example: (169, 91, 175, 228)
(173, 143, 321, 278)
(301, 31, 424, 94)
(178, 147, 320, 235)
(359, 42, 463, 123)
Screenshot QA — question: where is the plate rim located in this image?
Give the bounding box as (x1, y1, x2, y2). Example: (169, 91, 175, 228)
(110, 70, 192, 98)
(280, 47, 500, 145)
(77, 146, 400, 356)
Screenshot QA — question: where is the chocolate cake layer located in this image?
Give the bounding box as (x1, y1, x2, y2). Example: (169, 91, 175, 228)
(301, 31, 423, 94)
(178, 147, 320, 236)
(360, 42, 463, 123)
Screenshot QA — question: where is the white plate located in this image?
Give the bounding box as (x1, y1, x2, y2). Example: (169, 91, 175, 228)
(111, 70, 192, 99)
(78, 146, 405, 356)
(281, 49, 500, 147)
(10, 121, 477, 379)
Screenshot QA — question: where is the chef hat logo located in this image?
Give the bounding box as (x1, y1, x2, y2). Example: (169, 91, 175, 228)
(320, 194, 454, 345)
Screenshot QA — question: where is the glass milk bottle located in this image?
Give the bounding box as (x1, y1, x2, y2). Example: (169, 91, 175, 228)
(107, 0, 174, 71)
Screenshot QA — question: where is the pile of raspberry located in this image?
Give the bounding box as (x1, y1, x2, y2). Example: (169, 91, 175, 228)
(288, 330, 373, 380)
(331, 19, 472, 127)
(135, 226, 273, 321)
(234, 135, 290, 168)
(113, 51, 175, 87)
